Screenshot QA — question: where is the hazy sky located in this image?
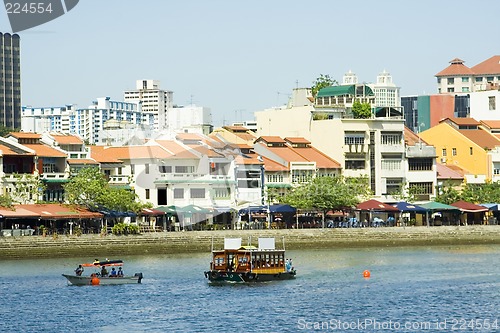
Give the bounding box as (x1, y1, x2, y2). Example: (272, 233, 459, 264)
(1, 0, 499, 127)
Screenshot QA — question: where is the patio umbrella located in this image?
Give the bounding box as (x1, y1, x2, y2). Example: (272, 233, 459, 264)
(393, 202, 427, 212)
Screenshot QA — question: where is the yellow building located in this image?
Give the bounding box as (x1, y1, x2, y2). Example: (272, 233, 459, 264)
(419, 118, 500, 182)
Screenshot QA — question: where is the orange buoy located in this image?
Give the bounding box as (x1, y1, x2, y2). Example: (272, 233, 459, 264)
(363, 270, 371, 278)
(91, 277, 100, 285)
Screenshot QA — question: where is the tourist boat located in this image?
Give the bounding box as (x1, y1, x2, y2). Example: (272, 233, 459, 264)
(204, 237, 296, 283)
(62, 259, 143, 286)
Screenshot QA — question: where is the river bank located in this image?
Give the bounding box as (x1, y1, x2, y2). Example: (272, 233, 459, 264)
(1, 225, 499, 260)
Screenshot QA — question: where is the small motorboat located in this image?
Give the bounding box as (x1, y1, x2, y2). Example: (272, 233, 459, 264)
(62, 259, 143, 286)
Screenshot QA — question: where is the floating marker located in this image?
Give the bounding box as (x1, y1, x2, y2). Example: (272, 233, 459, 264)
(363, 270, 371, 278)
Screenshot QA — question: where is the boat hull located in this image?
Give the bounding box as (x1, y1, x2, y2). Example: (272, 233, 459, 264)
(62, 273, 143, 286)
(204, 270, 296, 283)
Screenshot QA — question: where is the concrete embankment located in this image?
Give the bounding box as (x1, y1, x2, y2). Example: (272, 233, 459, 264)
(1, 226, 499, 260)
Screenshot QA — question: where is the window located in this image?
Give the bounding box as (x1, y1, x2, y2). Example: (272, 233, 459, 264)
(442, 148, 447, 156)
(437, 78, 441, 84)
(130, 164, 135, 175)
(447, 78, 454, 85)
(470, 147, 473, 155)
(381, 132, 402, 145)
(345, 160, 365, 170)
(487, 76, 494, 82)
(475, 77, 483, 82)
(175, 165, 195, 173)
(386, 178, 403, 194)
(190, 188, 205, 198)
(381, 159, 401, 171)
(214, 188, 230, 199)
(291, 170, 314, 183)
(118, 167, 122, 175)
(159, 165, 172, 173)
(409, 182, 433, 195)
(447, 88, 455, 93)
(145, 163, 149, 174)
(409, 158, 433, 171)
(173, 188, 184, 199)
(267, 174, 284, 182)
(489, 96, 496, 111)
(452, 148, 457, 156)
(462, 87, 470, 92)
(145, 189, 150, 200)
(462, 77, 469, 82)
(344, 132, 365, 145)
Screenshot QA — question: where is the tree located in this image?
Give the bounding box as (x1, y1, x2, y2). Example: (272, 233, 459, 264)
(434, 180, 461, 204)
(64, 167, 151, 213)
(63, 167, 108, 210)
(351, 100, 372, 119)
(0, 194, 13, 208)
(311, 74, 338, 97)
(10, 173, 46, 204)
(282, 175, 371, 226)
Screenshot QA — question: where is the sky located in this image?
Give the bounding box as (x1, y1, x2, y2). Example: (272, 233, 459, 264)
(1, 0, 500, 127)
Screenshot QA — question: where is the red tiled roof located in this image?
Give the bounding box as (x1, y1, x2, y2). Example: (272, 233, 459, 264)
(8, 132, 42, 139)
(0, 143, 34, 156)
(435, 58, 475, 77)
(442, 117, 481, 126)
(154, 141, 199, 159)
(480, 120, 500, 130)
(436, 163, 464, 180)
(24, 144, 67, 158)
(291, 146, 341, 169)
(284, 137, 311, 145)
(257, 136, 287, 144)
(470, 55, 500, 75)
(234, 154, 263, 165)
(262, 156, 287, 172)
(404, 127, 429, 146)
(51, 134, 83, 145)
(67, 158, 99, 165)
(458, 129, 500, 150)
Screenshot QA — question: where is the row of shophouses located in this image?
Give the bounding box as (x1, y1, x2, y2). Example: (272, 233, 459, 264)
(4, 91, 500, 217)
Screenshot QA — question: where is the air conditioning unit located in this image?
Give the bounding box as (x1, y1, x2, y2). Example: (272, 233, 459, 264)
(440, 157, 447, 163)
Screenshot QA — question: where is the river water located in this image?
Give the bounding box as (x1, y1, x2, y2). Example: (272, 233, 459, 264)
(0, 245, 499, 333)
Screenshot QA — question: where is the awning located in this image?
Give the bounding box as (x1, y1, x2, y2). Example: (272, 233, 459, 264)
(419, 202, 460, 211)
(155, 205, 182, 215)
(238, 205, 267, 215)
(141, 208, 165, 216)
(213, 207, 235, 214)
(269, 204, 296, 213)
(393, 201, 427, 213)
(450, 200, 488, 213)
(179, 204, 213, 214)
(480, 203, 499, 211)
(356, 199, 399, 212)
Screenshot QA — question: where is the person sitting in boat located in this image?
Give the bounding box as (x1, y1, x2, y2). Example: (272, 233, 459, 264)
(117, 267, 124, 277)
(75, 265, 84, 276)
(101, 266, 108, 277)
(285, 259, 291, 272)
(110, 267, 117, 277)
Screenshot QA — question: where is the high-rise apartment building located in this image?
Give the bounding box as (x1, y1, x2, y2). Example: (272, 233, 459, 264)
(0, 32, 21, 129)
(124, 80, 173, 131)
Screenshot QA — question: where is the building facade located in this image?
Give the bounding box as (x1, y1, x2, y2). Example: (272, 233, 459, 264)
(0, 32, 21, 129)
(124, 80, 174, 131)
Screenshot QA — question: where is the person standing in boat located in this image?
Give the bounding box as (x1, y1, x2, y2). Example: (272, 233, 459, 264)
(101, 266, 108, 277)
(75, 265, 84, 276)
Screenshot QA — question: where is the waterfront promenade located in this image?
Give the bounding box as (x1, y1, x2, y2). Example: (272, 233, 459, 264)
(0, 225, 499, 260)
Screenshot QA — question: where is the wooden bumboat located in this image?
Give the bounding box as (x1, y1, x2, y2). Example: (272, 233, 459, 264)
(204, 237, 296, 283)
